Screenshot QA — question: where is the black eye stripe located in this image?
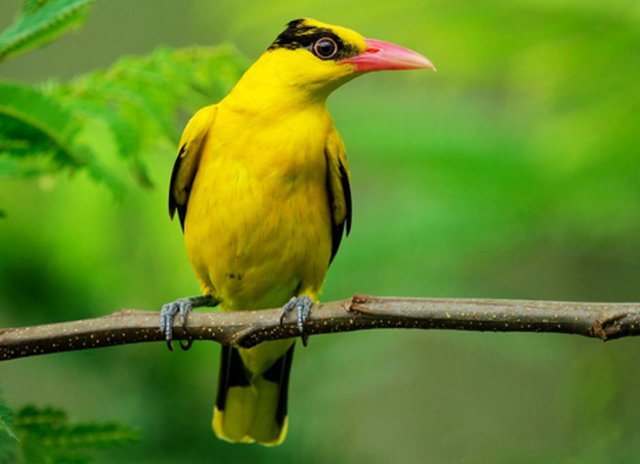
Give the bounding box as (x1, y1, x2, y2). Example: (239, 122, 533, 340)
(269, 22, 359, 61)
(271, 28, 342, 51)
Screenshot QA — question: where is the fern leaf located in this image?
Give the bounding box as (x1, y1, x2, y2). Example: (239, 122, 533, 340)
(0, 81, 85, 166)
(0, 394, 17, 464)
(0, 401, 16, 442)
(0, 81, 123, 190)
(0, 0, 94, 62)
(1, 45, 246, 191)
(51, 45, 247, 187)
(14, 406, 139, 463)
(22, 0, 53, 13)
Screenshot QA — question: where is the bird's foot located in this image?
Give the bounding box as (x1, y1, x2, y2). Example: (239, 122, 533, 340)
(160, 295, 218, 351)
(280, 296, 313, 346)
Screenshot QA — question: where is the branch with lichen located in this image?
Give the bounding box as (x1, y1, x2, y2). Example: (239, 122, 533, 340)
(1, 295, 639, 361)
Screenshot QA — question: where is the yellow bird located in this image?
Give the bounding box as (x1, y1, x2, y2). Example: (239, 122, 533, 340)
(160, 18, 434, 445)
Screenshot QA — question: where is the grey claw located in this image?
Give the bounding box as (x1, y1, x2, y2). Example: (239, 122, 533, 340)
(280, 296, 313, 346)
(160, 303, 178, 340)
(280, 297, 297, 325)
(160, 295, 219, 351)
(159, 299, 194, 349)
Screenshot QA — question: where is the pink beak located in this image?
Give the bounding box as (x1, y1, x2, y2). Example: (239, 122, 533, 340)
(343, 38, 435, 73)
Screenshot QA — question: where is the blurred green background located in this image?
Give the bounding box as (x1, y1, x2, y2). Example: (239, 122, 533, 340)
(1, 0, 639, 462)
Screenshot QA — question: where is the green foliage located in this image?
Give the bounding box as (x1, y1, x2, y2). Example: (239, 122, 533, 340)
(0, 399, 139, 464)
(49, 45, 247, 189)
(0, 81, 116, 185)
(0, 45, 246, 190)
(0, 0, 247, 194)
(0, 47, 244, 191)
(0, 394, 17, 463)
(0, 0, 94, 62)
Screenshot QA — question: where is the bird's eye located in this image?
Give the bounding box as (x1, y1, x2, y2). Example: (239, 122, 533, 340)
(313, 37, 339, 59)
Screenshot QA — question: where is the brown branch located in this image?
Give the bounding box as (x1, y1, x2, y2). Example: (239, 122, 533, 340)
(2, 295, 640, 361)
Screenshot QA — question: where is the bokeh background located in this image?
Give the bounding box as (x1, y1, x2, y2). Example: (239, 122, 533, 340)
(1, 0, 639, 462)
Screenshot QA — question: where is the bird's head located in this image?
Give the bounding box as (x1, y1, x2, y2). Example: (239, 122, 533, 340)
(239, 19, 435, 102)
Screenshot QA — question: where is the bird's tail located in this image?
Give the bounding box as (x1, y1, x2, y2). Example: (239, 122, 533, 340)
(213, 342, 295, 445)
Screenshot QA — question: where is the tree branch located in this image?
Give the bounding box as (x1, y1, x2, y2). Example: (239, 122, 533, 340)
(2, 295, 639, 361)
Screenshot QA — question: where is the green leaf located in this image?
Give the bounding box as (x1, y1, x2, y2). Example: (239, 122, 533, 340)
(0, 0, 94, 62)
(0, 403, 16, 442)
(52, 45, 247, 188)
(22, 0, 54, 13)
(0, 394, 17, 464)
(0, 81, 123, 190)
(13, 405, 139, 463)
(0, 44, 247, 190)
(0, 81, 85, 166)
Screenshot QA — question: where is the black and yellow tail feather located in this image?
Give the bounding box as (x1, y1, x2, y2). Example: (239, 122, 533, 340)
(213, 344, 295, 445)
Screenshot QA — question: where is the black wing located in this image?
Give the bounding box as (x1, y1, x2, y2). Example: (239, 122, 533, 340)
(324, 127, 352, 264)
(168, 105, 217, 230)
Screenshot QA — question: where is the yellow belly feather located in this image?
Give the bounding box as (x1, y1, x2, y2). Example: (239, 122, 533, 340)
(184, 102, 333, 312)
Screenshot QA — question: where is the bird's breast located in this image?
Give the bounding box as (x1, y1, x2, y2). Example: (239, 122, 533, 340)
(184, 105, 333, 310)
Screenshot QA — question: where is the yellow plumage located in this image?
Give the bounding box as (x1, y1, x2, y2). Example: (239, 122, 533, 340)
(183, 99, 338, 310)
(166, 18, 433, 445)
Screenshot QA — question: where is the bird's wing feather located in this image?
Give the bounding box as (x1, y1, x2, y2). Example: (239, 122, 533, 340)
(169, 104, 218, 230)
(324, 126, 352, 263)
